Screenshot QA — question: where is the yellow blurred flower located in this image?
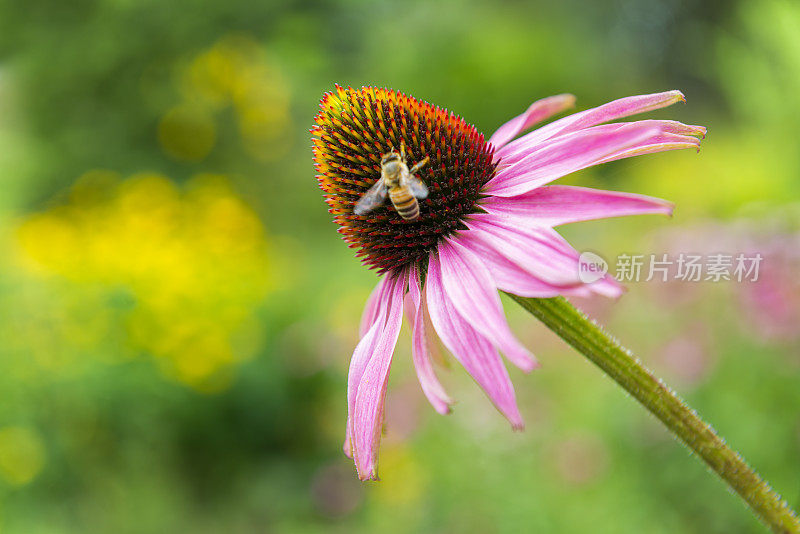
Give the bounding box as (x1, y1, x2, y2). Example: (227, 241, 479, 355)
(0, 426, 46, 486)
(162, 33, 291, 163)
(16, 171, 275, 390)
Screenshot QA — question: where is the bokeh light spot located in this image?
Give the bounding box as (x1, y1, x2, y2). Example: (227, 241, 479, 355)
(0, 426, 46, 486)
(158, 105, 216, 162)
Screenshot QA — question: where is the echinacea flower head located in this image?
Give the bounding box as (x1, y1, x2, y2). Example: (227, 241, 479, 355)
(312, 85, 705, 480)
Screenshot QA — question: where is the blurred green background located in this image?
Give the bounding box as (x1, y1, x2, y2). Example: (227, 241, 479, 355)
(0, 0, 798, 532)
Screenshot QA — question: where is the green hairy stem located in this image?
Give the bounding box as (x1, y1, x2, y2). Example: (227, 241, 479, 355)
(509, 295, 800, 534)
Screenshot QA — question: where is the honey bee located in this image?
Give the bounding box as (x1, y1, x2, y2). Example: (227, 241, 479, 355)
(354, 141, 430, 221)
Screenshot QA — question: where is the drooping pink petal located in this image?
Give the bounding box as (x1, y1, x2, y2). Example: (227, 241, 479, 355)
(350, 273, 405, 480)
(485, 123, 665, 198)
(480, 185, 674, 227)
(437, 238, 538, 372)
(496, 90, 687, 160)
(463, 216, 586, 286)
(344, 276, 393, 458)
(426, 254, 524, 428)
(464, 216, 623, 298)
(359, 279, 385, 338)
(420, 287, 447, 368)
(343, 318, 381, 458)
(456, 231, 596, 299)
(403, 291, 415, 331)
(488, 94, 576, 149)
(408, 264, 452, 415)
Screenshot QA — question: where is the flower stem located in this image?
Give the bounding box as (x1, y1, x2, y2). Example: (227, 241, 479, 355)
(508, 294, 800, 534)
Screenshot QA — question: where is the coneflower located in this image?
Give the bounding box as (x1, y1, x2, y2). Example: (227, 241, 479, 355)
(312, 85, 705, 480)
(310, 85, 800, 534)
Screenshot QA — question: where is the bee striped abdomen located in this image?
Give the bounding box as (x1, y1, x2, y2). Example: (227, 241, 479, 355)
(389, 188, 420, 220)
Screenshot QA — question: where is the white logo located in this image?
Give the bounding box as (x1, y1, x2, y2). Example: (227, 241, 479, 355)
(578, 251, 609, 283)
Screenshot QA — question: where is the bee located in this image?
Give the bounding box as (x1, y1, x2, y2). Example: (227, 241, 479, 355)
(354, 141, 430, 221)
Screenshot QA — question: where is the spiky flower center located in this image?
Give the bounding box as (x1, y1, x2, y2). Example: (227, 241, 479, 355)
(312, 86, 497, 274)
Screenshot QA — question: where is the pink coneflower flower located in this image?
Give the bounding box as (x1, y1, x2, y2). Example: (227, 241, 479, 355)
(312, 85, 705, 480)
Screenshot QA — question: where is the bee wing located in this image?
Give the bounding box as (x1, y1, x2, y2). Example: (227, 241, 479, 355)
(406, 174, 429, 200)
(353, 178, 388, 215)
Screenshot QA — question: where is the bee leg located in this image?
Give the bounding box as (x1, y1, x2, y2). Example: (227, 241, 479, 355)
(400, 139, 406, 161)
(409, 156, 430, 174)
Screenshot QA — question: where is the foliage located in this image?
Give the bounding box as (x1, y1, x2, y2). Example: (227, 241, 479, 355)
(0, 0, 797, 532)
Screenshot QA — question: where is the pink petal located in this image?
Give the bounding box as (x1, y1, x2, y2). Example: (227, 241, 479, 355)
(497, 123, 702, 171)
(496, 90, 687, 160)
(464, 216, 623, 298)
(345, 277, 393, 458)
(485, 123, 665, 198)
(488, 94, 576, 149)
(480, 185, 674, 227)
(568, 121, 704, 165)
(464, 216, 585, 286)
(421, 289, 446, 368)
(359, 278, 385, 338)
(351, 273, 405, 480)
(403, 291, 415, 331)
(426, 254, 524, 429)
(408, 265, 452, 415)
(580, 119, 706, 138)
(595, 136, 702, 165)
(456, 232, 595, 298)
(437, 238, 538, 372)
